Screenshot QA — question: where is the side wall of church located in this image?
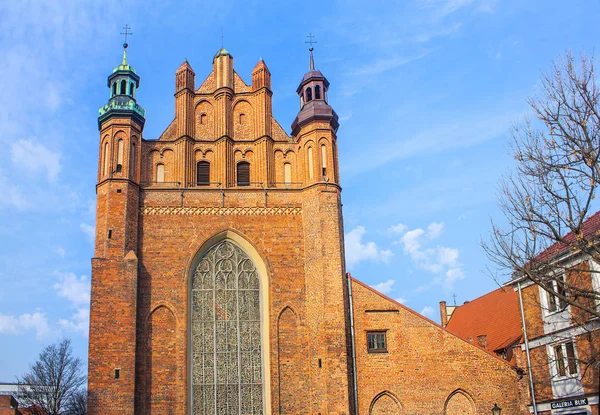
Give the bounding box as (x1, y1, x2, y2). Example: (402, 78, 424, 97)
(351, 278, 523, 415)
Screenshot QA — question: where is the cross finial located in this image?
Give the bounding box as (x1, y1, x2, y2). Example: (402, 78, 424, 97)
(305, 33, 317, 71)
(305, 33, 317, 51)
(121, 24, 133, 49)
(452, 293, 457, 306)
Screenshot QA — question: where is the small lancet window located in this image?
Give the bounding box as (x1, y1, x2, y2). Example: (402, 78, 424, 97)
(321, 144, 327, 177)
(239, 113, 245, 124)
(156, 164, 165, 183)
(130, 82, 135, 97)
(200, 114, 207, 125)
(308, 147, 314, 180)
(237, 161, 250, 186)
(306, 87, 312, 102)
(116, 140, 124, 173)
(315, 85, 321, 99)
(120, 79, 127, 95)
(130, 143, 136, 178)
(284, 162, 292, 185)
(112, 82, 117, 97)
(103, 141, 110, 176)
(196, 161, 210, 186)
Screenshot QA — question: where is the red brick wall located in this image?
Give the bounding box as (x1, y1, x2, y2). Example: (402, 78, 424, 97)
(351, 278, 523, 415)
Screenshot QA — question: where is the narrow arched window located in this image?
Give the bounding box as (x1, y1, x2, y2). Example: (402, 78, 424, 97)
(308, 147, 314, 180)
(130, 143, 136, 179)
(120, 79, 127, 95)
(116, 140, 124, 173)
(103, 141, 109, 176)
(321, 144, 327, 177)
(315, 85, 321, 99)
(239, 113, 245, 124)
(284, 163, 291, 185)
(300, 94, 305, 108)
(200, 114, 207, 125)
(112, 82, 117, 97)
(156, 164, 165, 183)
(306, 87, 312, 102)
(237, 161, 250, 186)
(130, 82, 135, 97)
(197, 161, 210, 186)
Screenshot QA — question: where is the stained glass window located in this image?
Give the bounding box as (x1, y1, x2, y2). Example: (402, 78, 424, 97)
(192, 240, 263, 415)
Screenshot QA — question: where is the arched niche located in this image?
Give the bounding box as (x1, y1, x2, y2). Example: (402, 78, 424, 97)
(444, 389, 476, 415)
(187, 230, 272, 415)
(369, 391, 402, 415)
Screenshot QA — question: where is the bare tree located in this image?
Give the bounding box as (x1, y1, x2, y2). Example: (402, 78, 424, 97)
(484, 52, 600, 320)
(17, 338, 86, 415)
(64, 389, 87, 415)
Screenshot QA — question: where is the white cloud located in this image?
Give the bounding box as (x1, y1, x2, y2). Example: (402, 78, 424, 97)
(345, 226, 393, 269)
(372, 279, 395, 295)
(0, 169, 31, 210)
(80, 223, 95, 244)
(395, 222, 465, 289)
(394, 297, 407, 304)
(346, 52, 430, 77)
(0, 312, 51, 339)
(11, 139, 61, 182)
(388, 223, 408, 234)
(420, 306, 435, 318)
(54, 272, 90, 306)
(58, 307, 89, 337)
(56, 247, 66, 257)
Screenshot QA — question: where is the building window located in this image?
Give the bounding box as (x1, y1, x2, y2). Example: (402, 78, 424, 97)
(130, 143, 136, 179)
(112, 82, 117, 97)
(315, 85, 321, 99)
(553, 341, 578, 377)
(367, 331, 387, 353)
(321, 144, 327, 177)
(306, 87, 312, 102)
(308, 147, 314, 180)
(156, 164, 165, 183)
(237, 161, 250, 186)
(239, 113, 245, 124)
(547, 273, 568, 313)
(196, 161, 210, 186)
(284, 162, 291, 185)
(200, 113, 207, 125)
(116, 139, 124, 173)
(130, 82, 135, 97)
(103, 141, 109, 176)
(120, 79, 127, 95)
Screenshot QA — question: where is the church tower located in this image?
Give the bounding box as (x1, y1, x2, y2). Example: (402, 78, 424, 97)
(88, 40, 353, 415)
(89, 39, 145, 414)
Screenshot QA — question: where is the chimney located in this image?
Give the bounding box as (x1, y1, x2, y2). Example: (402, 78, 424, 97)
(439, 301, 448, 327)
(477, 334, 488, 349)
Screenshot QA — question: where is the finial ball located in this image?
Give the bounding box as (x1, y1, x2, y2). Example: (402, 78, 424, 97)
(309, 47, 314, 52)
(123, 43, 129, 49)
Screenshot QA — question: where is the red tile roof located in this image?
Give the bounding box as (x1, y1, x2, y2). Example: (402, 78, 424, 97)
(445, 286, 522, 355)
(533, 210, 600, 263)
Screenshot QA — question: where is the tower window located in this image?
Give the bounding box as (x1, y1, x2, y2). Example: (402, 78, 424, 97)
(156, 164, 165, 183)
(112, 82, 117, 97)
(130, 143, 136, 179)
(196, 161, 210, 186)
(103, 141, 110, 176)
(200, 114, 207, 125)
(120, 79, 127, 95)
(308, 147, 314, 180)
(284, 162, 291, 185)
(306, 87, 312, 102)
(116, 139, 124, 174)
(315, 85, 321, 99)
(321, 144, 327, 177)
(367, 331, 387, 353)
(130, 82, 135, 97)
(237, 161, 250, 186)
(239, 113, 245, 124)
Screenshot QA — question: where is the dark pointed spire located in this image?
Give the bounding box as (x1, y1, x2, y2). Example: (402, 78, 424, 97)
(305, 33, 317, 71)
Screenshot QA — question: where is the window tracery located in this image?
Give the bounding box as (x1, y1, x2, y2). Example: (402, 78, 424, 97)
(192, 240, 264, 415)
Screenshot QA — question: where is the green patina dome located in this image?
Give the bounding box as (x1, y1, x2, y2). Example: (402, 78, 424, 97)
(214, 47, 232, 59)
(113, 49, 137, 74)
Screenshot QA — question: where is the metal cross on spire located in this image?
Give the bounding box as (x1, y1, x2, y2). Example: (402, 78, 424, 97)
(121, 24, 133, 49)
(452, 293, 457, 306)
(305, 33, 317, 71)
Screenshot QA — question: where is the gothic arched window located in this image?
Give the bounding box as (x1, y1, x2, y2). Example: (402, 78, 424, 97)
(130, 142, 136, 179)
(112, 82, 117, 97)
(130, 82, 135, 97)
(315, 85, 321, 99)
(192, 240, 264, 415)
(116, 139, 124, 173)
(103, 141, 110, 176)
(237, 161, 250, 186)
(120, 79, 127, 95)
(197, 161, 210, 186)
(306, 87, 312, 102)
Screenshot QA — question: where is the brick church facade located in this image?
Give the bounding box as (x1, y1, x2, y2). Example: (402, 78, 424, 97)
(88, 44, 525, 414)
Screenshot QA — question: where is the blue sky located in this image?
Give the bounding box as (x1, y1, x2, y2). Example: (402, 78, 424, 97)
(1, 0, 599, 380)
